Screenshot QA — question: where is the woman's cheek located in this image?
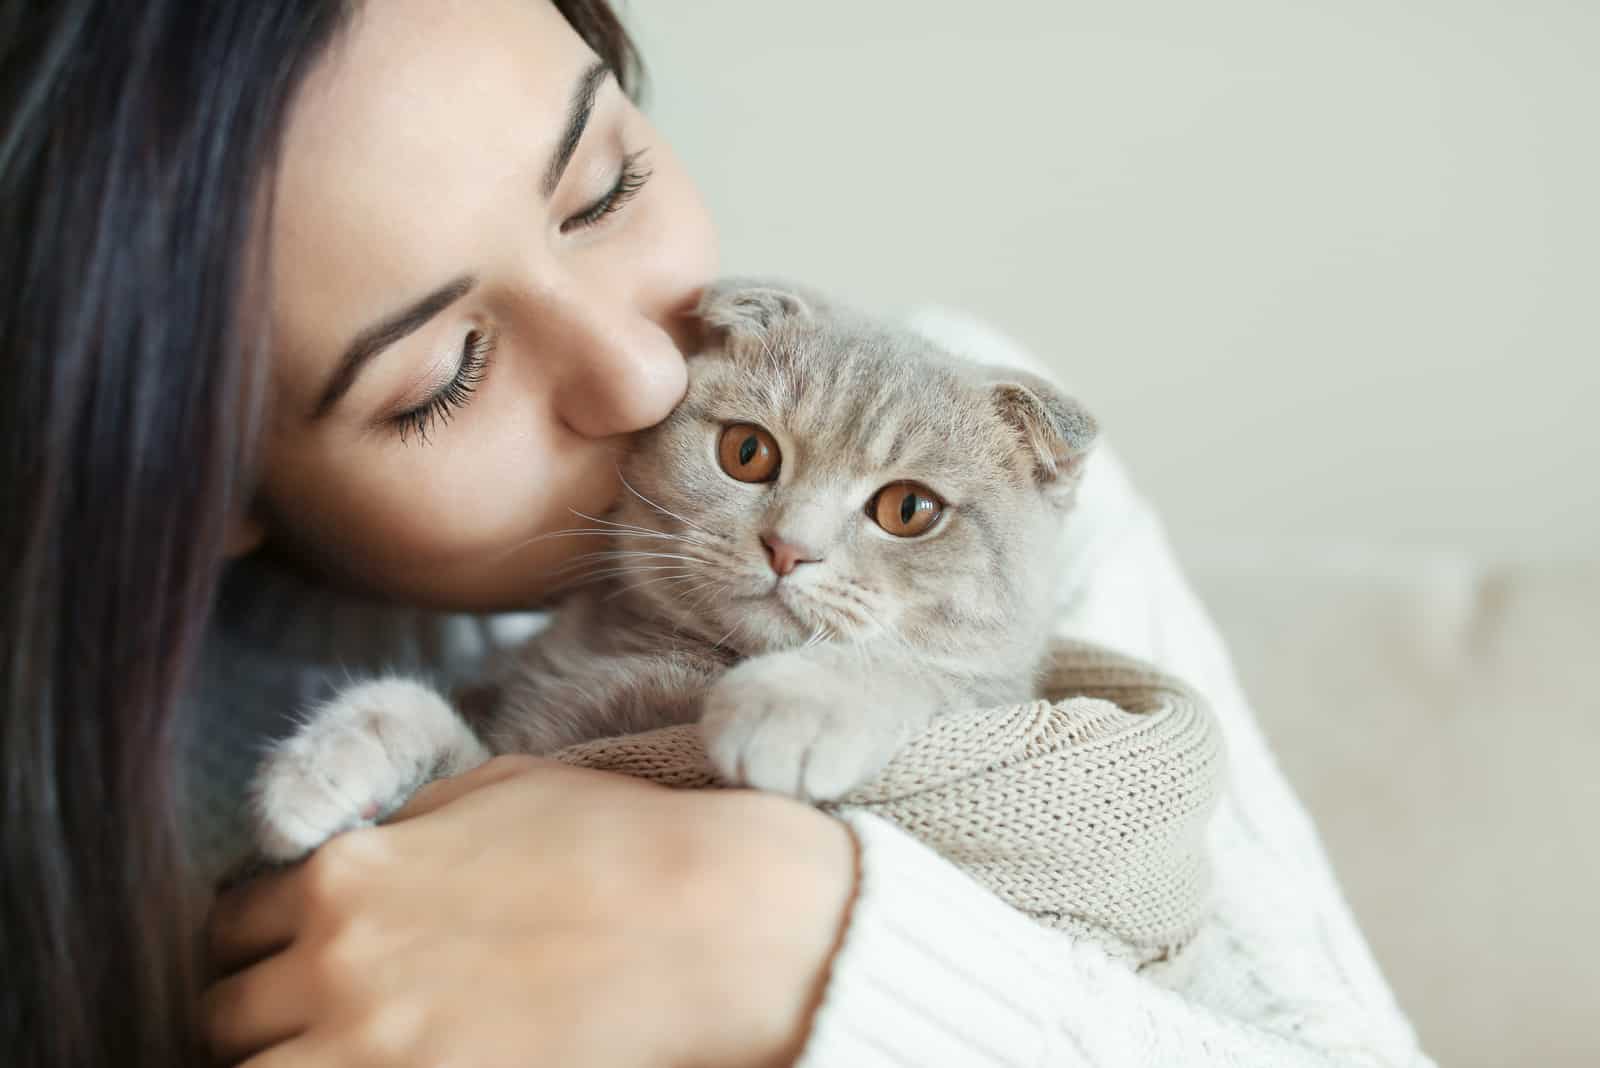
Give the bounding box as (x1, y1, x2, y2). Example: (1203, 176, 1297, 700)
(387, 401, 562, 559)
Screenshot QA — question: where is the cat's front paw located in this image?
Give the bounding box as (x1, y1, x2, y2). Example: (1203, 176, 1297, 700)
(700, 657, 902, 802)
(251, 678, 480, 862)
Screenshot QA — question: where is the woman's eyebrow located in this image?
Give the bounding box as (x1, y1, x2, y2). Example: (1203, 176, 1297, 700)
(312, 275, 477, 420)
(543, 61, 611, 198)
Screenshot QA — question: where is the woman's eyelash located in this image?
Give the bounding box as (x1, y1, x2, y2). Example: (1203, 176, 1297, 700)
(560, 149, 652, 233)
(392, 329, 495, 445)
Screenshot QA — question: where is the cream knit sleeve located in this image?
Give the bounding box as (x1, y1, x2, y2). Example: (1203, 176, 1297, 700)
(790, 312, 1437, 1068)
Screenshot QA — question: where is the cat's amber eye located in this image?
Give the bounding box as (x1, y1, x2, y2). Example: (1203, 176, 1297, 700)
(870, 481, 945, 537)
(718, 424, 781, 483)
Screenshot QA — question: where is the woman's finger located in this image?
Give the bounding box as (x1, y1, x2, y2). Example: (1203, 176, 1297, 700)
(201, 949, 311, 1066)
(207, 866, 306, 976)
(388, 753, 559, 822)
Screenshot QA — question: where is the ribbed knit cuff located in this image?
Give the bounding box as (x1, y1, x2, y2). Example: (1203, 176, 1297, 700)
(794, 811, 1078, 1068)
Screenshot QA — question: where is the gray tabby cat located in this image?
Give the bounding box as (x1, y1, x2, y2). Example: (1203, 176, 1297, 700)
(252, 279, 1099, 862)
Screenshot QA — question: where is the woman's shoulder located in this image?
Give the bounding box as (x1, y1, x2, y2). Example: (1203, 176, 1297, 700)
(206, 555, 548, 683)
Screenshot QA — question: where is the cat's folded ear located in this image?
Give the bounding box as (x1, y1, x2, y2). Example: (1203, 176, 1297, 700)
(697, 277, 828, 339)
(988, 370, 1099, 500)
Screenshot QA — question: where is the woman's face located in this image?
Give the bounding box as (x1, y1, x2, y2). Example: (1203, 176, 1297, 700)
(251, 0, 717, 610)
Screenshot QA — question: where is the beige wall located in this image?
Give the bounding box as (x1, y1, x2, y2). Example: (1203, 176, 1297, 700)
(630, 0, 1599, 563)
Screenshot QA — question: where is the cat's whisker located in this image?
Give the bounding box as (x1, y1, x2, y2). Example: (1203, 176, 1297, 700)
(852, 601, 910, 654)
(569, 564, 700, 581)
(827, 580, 890, 622)
(575, 530, 712, 552)
(520, 529, 631, 541)
(550, 546, 713, 572)
(473, 518, 700, 565)
(663, 580, 731, 639)
(480, 530, 569, 564)
(569, 565, 707, 591)
(688, 580, 738, 621)
(799, 588, 862, 631)
(615, 469, 717, 539)
(551, 549, 708, 576)
(568, 508, 653, 532)
(604, 571, 706, 602)
(822, 579, 876, 613)
(708, 617, 744, 651)
(585, 550, 706, 564)
(547, 564, 699, 595)
(656, 576, 718, 606)
(662, 596, 716, 645)
(683, 583, 726, 610)
(569, 509, 712, 546)
(802, 623, 833, 649)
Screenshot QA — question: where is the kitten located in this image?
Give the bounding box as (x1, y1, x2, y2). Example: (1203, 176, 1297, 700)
(252, 279, 1099, 862)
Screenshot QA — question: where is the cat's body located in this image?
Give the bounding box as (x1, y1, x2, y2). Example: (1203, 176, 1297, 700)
(253, 280, 1099, 862)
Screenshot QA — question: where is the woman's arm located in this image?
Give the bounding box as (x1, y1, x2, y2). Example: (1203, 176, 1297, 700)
(204, 759, 857, 1068)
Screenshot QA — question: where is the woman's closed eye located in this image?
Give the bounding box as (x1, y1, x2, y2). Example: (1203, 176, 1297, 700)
(380, 150, 652, 446)
(390, 328, 495, 445)
(560, 148, 651, 233)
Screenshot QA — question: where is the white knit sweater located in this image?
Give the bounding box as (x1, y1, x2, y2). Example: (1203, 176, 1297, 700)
(184, 312, 1435, 1068)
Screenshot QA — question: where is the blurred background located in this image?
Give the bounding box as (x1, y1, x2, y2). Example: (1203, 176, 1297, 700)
(628, 2, 1598, 1065)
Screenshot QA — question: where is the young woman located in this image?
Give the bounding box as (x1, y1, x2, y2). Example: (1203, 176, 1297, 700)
(1, 2, 1436, 1066)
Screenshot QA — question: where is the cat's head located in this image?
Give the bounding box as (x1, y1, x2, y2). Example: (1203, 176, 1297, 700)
(608, 278, 1098, 657)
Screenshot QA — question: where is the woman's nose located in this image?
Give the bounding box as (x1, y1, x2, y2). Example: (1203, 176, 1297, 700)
(547, 285, 688, 439)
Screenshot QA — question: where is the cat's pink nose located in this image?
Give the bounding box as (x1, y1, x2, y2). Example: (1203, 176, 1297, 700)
(761, 533, 822, 577)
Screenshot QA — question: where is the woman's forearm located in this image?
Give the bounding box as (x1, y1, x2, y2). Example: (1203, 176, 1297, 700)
(203, 760, 859, 1068)
(673, 791, 858, 1068)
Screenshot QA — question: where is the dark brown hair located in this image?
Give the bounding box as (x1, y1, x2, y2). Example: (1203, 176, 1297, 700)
(0, 3, 641, 1065)
(559, 0, 645, 98)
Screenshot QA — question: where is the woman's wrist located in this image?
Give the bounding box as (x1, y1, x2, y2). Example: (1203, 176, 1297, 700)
(671, 791, 859, 1068)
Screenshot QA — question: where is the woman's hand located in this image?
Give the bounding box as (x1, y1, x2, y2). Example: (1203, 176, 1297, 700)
(203, 756, 857, 1068)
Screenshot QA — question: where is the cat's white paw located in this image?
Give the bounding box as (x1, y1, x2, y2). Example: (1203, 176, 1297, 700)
(251, 678, 481, 862)
(700, 657, 900, 802)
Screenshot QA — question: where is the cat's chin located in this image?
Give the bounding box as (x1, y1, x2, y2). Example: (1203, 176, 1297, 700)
(726, 602, 811, 655)
(752, 586, 858, 651)
(694, 588, 820, 657)
(639, 578, 850, 656)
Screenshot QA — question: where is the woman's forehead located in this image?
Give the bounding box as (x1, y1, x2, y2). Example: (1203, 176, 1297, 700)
(268, 0, 596, 394)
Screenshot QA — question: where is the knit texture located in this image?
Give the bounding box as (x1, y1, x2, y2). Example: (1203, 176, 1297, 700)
(556, 638, 1223, 964)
